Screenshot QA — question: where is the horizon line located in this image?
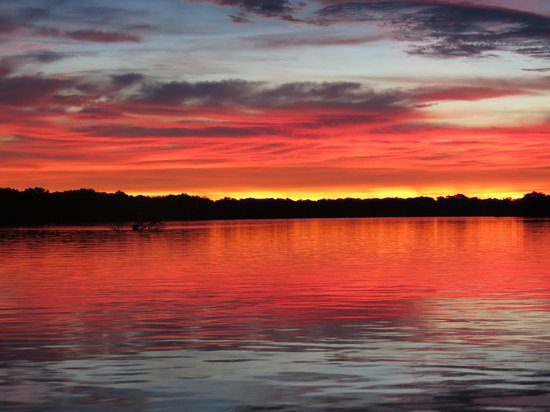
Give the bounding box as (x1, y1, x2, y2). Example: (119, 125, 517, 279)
(3, 187, 548, 202)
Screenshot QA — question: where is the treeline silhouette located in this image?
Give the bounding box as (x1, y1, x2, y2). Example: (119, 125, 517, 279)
(0, 188, 548, 226)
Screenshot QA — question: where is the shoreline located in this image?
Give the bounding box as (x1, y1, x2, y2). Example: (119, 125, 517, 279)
(1, 188, 549, 226)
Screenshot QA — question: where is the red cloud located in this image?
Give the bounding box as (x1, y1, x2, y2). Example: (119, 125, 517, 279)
(1, 72, 548, 197)
(66, 29, 142, 43)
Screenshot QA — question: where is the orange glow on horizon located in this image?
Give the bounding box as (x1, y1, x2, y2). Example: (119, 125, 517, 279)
(126, 187, 529, 200)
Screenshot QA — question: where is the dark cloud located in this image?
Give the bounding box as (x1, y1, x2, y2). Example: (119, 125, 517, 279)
(522, 68, 550, 73)
(196, 0, 549, 58)
(0, 15, 15, 34)
(112, 73, 146, 87)
(0, 3, 152, 43)
(0, 50, 71, 74)
(31, 26, 142, 43)
(315, 0, 550, 58)
(72, 5, 150, 25)
(66, 29, 142, 43)
(229, 14, 253, 23)
(137, 79, 258, 105)
(125, 23, 158, 31)
(193, 0, 302, 17)
(74, 125, 270, 138)
(23, 50, 69, 64)
(0, 70, 541, 135)
(251, 33, 384, 48)
(0, 6, 48, 35)
(135, 79, 407, 111)
(0, 76, 73, 105)
(77, 6, 133, 18)
(134, 77, 541, 114)
(253, 81, 402, 109)
(18, 7, 50, 20)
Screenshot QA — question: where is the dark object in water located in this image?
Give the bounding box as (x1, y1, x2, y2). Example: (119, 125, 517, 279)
(131, 221, 165, 232)
(110, 222, 165, 232)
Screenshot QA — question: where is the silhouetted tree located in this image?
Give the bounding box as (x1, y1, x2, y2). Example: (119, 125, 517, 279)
(0, 188, 548, 226)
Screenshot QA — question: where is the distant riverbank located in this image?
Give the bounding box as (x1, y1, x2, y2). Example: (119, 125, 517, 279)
(1, 188, 548, 226)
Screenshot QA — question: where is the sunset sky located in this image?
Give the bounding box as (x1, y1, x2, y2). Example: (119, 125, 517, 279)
(1, 0, 549, 199)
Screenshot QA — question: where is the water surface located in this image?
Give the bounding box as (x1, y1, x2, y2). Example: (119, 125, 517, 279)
(1, 218, 549, 411)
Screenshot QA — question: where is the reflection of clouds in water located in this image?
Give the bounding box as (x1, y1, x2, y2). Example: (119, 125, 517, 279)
(12, 341, 549, 410)
(0, 218, 549, 410)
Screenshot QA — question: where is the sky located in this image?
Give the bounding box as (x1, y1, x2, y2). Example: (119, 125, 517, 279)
(0, 0, 549, 199)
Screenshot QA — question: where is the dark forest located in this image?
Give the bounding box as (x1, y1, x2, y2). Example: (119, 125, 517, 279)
(1, 188, 548, 226)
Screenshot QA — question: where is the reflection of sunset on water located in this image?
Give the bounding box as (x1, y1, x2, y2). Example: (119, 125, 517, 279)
(1, 218, 548, 351)
(1, 218, 549, 409)
(1, 0, 549, 409)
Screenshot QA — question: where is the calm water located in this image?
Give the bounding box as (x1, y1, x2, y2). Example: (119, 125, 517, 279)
(0, 218, 549, 411)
